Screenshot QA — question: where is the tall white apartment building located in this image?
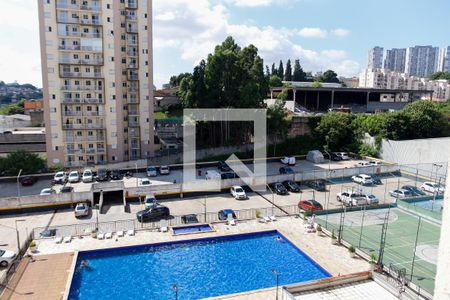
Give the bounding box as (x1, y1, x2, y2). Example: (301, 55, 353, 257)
(443, 46, 450, 72)
(368, 47, 384, 69)
(405, 46, 439, 77)
(359, 68, 450, 100)
(38, 0, 154, 167)
(384, 48, 406, 73)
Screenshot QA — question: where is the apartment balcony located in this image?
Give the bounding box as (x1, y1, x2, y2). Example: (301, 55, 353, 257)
(127, 63, 138, 69)
(60, 71, 103, 78)
(128, 121, 140, 127)
(128, 87, 139, 93)
(60, 58, 104, 65)
(130, 143, 140, 149)
(64, 136, 85, 142)
(65, 149, 86, 155)
(62, 98, 103, 104)
(126, 25, 138, 33)
(128, 110, 139, 116)
(57, 17, 81, 24)
(61, 85, 103, 92)
(86, 135, 105, 142)
(59, 45, 81, 51)
(127, 98, 139, 104)
(129, 132, 140, 138)
(126, 50, 138, 57)
(80, 19, 101, 25)
(62, 111, 105, 117)
(56, 2, 79, 10)
(80, 4, 101, 11)
(127, 73, 139, 80)
(63, 124, 105, 130)
(125, 1, 138, 9)
(126, 14, 137, 21)
(97, 148, 106, 154)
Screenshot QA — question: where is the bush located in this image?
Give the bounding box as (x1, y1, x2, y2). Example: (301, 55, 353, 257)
(348, 245, 355, 253)
(0, 150, 46, 176)
(358, 144, 379, 158)
(316, 224, 322, 232)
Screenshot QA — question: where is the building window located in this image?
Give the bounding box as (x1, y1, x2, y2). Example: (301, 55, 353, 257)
(107, 3, 110, 8)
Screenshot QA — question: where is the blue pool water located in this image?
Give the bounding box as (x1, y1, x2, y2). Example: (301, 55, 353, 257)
(69, 231, 330, 300)
(172, 224, 213, 235)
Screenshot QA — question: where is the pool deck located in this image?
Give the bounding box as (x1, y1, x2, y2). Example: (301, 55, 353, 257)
(3, 216, 370, 300)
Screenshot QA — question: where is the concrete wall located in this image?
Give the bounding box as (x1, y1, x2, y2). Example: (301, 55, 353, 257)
(381, 137, 450, 165)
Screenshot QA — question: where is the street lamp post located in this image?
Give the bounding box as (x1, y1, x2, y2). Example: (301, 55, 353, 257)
(172, 284, 178, 300)
(272, 269, 279, 300)
(15, 219, 26, 253)
(17, 169, 23, 203)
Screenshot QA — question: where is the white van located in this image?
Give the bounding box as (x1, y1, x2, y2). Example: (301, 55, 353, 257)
(205, 170, 221, 180)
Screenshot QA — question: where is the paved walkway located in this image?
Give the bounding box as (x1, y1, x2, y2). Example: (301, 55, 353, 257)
(2, 253, 73, 300)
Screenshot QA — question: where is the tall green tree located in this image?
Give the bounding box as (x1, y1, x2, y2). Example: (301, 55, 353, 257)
(284, 59, 292, 81)
(0, 150, 46, 176)
(319, 70, 340, 83)
(277, 60, 284, 80)
(292, 59, 306, 81)
(265, 65, 270, 77)
(271, 63, 277, 76)
(269, 75, 282, 88)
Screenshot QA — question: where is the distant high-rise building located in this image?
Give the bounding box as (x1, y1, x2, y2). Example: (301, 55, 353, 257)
(443, 46, 450, 72)
(368, 47, 384, 69)
(38, 0, 155, 167)
(405, 46, 439, 77)
(437, 48, 447, 72)
(384, 48, 406, 73)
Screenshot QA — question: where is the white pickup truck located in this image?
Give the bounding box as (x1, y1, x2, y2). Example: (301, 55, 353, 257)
(337, 192, 367, 207)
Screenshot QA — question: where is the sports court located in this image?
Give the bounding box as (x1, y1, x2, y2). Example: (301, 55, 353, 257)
(317, 206, 440, 293)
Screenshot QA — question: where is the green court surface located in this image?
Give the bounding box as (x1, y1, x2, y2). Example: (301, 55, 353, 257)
(317, 208, 440, 294)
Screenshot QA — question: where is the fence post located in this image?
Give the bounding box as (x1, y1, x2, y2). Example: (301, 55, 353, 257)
(410, 217, 422, 281)
(358, 205, 366, 248)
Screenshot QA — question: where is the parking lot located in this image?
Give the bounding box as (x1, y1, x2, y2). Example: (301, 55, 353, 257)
(0, 158, 365, 197)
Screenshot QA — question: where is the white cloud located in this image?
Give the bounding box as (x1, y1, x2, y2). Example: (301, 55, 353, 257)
(298, 27, 328, 39)
(331, 28, 350, 38)
(154, 0, 359, 82)
(225, 0, 293, 7)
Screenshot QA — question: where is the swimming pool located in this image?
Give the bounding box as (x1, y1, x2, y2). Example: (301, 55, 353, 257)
(68, 231, 330, 300)
(172, 224, 214, 235)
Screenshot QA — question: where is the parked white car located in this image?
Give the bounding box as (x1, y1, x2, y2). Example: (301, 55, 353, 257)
(230, 186, 247, 200)
(53, 171, 66, 184)
(364, 194, 379, 205)
(336, 152, 350, 160)
(421, 182, 445, 194)
(337, 192, 367, 206)
(146, 166, 157, 177)
(144, 194, 157, 208)
(0, 249, 17, 267)
(369, 161, 382, 166)
(82, 169, 94, 183)
(68, 171, 80, 183)
(389, 189, 413, 199)
(159, 165, 170, 175)
(140, 178, 151, 186)
(351, 174, 374, 185)
(355, 161, 371, 167)
(74, 203, 90, 218)
(40, 188, 55, 196)
(280, 156, 296, 166)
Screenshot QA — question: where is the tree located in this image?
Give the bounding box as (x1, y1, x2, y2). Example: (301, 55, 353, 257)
(277, 60, 284, 80)
(319, 70, 340, 83)
(284, 59, 292, 81)
(0, 150, 46, 176)
(292, 59, 306, 81)
(311, 81, 322, 88)
(168, 72, 191, 88)
(429, 72, 450, 81)
(269, 75, 282, 88)
(0, 99, 26, 115)
(267, 99, 288, 139)
(271, 63, 277, 76)
(265, 65, 270, 77)
(313, 112, 357, 151)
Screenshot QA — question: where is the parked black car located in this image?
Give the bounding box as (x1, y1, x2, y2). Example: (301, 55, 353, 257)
(221, 172, 238, 179)
(136, 205, 170, 222)
(282, 180, 301, 192)
(20, 176, 38, 186)
(218, 161, 231, 172)
(306, 179, 327, 191)
(322, 152, 342, 161)
(279, 167, 295, 174)
(218, 209, 237, 221)
(270, 182, 289, 195)
(402, 185, 426, 196)
(60, 186, 73, 193)
(96, 168, 110, 182)
(111, 169, 123, 180)
(181, 214, 199, 224)
(371, 175, 382, 185)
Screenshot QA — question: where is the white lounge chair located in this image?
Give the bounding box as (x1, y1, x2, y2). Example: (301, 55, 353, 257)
(63, 236, 72, 243)
(105, 232, 113, 239)
(117, 231, 125, 237)
(269, 215, 277, 222)
(259, 217, 267, 223)
(160, 220, 168, 232)
(263, 214, 271, 223)
(127, 229, 135, 236)
(227, 214, 236, 226)
(97, 233, 105, 240)
(55, 236, 63, 244)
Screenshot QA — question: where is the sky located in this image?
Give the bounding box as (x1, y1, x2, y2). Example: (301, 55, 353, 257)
(0, 0, 449, 88)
